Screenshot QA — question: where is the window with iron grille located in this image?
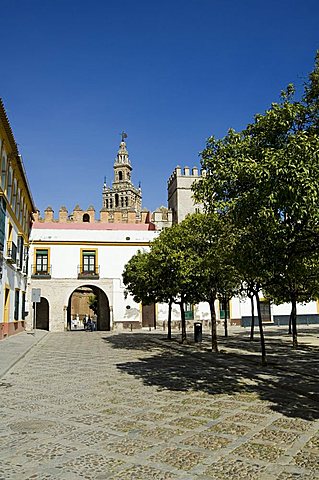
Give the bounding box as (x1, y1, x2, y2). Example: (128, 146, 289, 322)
(17, 236, 24, 269)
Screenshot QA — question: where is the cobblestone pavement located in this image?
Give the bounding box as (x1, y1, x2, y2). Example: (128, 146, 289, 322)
(0, 331, 318, 479)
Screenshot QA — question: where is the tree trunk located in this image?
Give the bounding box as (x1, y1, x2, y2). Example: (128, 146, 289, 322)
(255, 293, 267, 365)
(179, 299, 187, 343)
(288, 311, 292, 335)
(209, 292, 218, 352)
(167, 299, 172, 340)
(250, 294, 255, 340)
(223, 297, 228, 337)
(291, 295, 298, 349)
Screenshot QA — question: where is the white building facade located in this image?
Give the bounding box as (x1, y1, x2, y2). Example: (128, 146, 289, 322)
(27, 222, 160, 332)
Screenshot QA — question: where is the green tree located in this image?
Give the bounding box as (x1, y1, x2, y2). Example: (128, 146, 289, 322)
(149, 224, 198, 343)
(88, 295, 98, 315)
(194, 52, 319, 353)
(123, 247, 177, 340)
(162, 213, 240, 351)
(123, 250, 157, 305)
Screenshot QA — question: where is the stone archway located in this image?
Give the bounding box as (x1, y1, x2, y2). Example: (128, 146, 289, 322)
(36, 297, 50, 330)
(67, 285, 110, 331)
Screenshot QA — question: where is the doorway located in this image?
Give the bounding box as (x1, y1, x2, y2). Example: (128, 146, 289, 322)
(67, 285, 110, 331)
(36, 297, 50, 330)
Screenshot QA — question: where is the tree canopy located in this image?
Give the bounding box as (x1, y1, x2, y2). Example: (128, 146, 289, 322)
(193, 51, 319, 351)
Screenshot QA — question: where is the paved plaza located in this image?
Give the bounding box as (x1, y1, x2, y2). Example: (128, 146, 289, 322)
(0, 328, 318, 479)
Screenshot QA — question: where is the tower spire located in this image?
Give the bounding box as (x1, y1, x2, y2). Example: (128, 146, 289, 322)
(115, 132, 130, 166)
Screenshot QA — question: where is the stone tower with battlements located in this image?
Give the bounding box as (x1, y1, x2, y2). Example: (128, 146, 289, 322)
(167, 166, 203, 224)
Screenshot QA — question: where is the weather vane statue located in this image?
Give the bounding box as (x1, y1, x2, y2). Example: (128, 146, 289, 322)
(121, 131, 128, 142)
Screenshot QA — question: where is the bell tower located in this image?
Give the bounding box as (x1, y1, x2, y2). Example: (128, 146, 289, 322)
(102, 133, 142, 218)
(113, 133, 132, 187)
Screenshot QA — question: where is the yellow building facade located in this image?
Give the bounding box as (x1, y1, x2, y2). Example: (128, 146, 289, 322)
(0, 99, 36, 339)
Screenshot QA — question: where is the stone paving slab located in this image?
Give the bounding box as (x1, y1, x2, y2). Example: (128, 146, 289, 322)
(0, 330, 49, 379)
(0, 330, 318, 479)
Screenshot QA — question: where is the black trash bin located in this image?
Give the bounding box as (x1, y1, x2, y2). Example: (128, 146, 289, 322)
(194, 322, 202, 343)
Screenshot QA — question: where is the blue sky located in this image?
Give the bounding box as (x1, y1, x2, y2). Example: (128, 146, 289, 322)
(1, 0, 318, 215)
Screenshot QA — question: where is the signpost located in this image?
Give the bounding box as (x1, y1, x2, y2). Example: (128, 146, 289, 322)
(31, 288, 41, 333)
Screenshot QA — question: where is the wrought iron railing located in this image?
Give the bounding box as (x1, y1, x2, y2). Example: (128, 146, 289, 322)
(31, 265, 52, 278)
(77, 265, 100, 279)
(6, 241, 17, 264)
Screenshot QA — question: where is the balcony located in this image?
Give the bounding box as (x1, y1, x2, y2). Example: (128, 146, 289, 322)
(6, 241, 17, 264)
(31, 265, 52, 279)
(77, 265, 100, 280)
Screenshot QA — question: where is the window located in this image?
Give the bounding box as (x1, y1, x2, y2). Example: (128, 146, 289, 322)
(115, 193, 119, 207)
(184, 303, 194, 320)
(12, 178, 17, 213)
(118, 171, 123, 181)
(23, 246, 29, 274)
(83, 213, 90, 222)
(125, 197, 128, 207)
(17, 236, 24, 270)
(105, 199, 109, 209)
(121, 197, 124, 207)
(219, 300, 230, 320)
(35, 249, 49, 274)
(14, 289, 20, 321)
(7, 166, 12, 201)
(6, 223, 17, 263)
(19, 194, 23, 225)
(1, 154, 7, 188)
(82, 250, 96, 273)
(23, 203, 27, 232)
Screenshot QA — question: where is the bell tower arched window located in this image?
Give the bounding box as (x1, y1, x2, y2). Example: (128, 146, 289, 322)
(83, 213, 90, 222)
(118, 171, 123, 181)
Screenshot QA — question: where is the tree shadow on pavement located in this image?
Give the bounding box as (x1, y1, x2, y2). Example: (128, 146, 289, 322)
(102, 333, 319, 421)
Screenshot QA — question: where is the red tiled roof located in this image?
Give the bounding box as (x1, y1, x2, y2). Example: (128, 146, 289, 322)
(32, 222, 156, 231)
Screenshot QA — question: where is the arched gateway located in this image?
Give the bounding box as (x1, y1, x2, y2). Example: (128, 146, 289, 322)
(36, 297, 50, 330)
(67, 285, 110, 331)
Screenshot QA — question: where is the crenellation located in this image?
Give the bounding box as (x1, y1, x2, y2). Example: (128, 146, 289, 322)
(58, 207, 68, 223)
(34, 205, 154, 225)
(44, 206, 54, 222)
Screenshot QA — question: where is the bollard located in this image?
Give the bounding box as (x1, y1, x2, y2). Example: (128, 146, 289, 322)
(194, 322, 202, 343)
